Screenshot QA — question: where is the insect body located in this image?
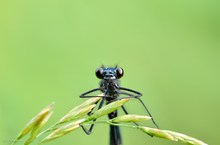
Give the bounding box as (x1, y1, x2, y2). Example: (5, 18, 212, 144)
(80, 66, 158, 145)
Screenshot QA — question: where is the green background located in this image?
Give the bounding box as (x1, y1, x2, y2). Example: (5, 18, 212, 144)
(0, 0, 219, 145)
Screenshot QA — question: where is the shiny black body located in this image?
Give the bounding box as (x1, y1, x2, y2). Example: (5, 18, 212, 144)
(80, 66, 158, 145)
(99, 69, 122, 145)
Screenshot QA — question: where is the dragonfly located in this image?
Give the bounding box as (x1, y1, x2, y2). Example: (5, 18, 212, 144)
(80, 66, 159, 145)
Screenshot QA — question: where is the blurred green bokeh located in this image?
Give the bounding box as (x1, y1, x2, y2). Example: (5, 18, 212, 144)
(0, 0, 219, 145)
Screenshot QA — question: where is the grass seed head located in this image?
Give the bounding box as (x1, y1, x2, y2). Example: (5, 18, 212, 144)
(164, 130, 208, 145)
(40, 119, 85, 143)
(24, 111, 53, 145)
(139, 127, 176, 141)
(86, 98, 129, 121)
(75, 94, 103, 110)
(13, 103, 54, 144)
(110, 114, 151, 123)
(58, 104, 96, 124)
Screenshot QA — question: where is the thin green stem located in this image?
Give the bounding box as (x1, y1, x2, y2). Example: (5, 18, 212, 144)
(82, 120, 139, 130)
(37, 122, 58, 137)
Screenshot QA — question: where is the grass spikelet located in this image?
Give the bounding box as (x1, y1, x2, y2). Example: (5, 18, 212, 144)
(110, 115, 151, 123)
(139, 126, 176, 141)
(56, 95, 102, 124)
(138, 126, 207, 145)
(12, 103, 54, 145)
(40, 119, 85, 143)
(24, 111, 53, 145)
(85, 98, 129, 121)
(74, 95, 102, 110)
(164, 130, 208, 145)
(58, 104, 96, 124)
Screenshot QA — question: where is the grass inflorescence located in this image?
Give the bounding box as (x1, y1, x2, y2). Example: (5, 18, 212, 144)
(12, 95, 207, 145)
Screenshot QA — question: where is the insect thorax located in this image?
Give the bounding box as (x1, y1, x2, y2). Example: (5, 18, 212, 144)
(100, 79, 120, 97)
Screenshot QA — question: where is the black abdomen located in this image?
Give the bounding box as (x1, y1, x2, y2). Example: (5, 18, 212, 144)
(108, 111, 122, 145)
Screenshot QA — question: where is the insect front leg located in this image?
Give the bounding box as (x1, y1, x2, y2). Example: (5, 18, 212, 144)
(80, 88, 104, 98)
(80, 98, 105, 135)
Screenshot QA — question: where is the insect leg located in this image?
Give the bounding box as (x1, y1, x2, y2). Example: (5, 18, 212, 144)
(121, 105, 153, 137)
(121, 105, 138, 125)
(80, 88, 105, 98)
(118, 88, 159, 129)
(80, 98, 105, 135)
(119, 87, 142, 98)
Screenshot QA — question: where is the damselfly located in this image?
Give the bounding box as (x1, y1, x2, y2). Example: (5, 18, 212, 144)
(80, 66, 159, 145)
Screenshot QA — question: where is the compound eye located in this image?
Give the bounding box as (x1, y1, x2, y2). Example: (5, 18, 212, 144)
(116, 67, 124, 79)
(95, 68, 103, 79)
